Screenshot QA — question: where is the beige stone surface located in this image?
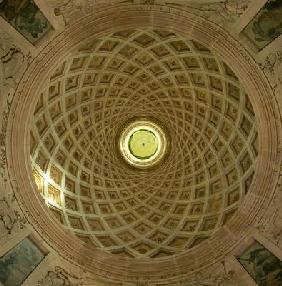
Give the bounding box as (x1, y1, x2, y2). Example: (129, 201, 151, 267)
(0, 0, 281, 285)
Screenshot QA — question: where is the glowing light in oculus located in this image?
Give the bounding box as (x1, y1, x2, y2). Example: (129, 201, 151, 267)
(120, 121, 167, 168)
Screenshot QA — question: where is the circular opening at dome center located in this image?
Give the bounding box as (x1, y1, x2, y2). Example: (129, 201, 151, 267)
(129, 129, 158, 159)
(120, 121, 167, 168)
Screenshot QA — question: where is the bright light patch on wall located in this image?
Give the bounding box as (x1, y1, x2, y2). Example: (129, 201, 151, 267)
(43, 173, 52, 184)
(47, 196, 56, 205)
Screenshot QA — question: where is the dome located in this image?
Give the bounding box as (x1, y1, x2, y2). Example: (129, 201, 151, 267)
(30, 29, 257, 259)
(3, 2, 281, 285)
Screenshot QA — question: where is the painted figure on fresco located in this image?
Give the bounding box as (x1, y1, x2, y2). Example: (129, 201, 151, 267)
(0, 238, 45, 286)
(37, 266, 85, 286)
(0, 0, 52, 44)
(242, 0, 282, 50)
(252, 0, 282, 44)
(237, 241, 282, 286)
(0, 30, 27, 91)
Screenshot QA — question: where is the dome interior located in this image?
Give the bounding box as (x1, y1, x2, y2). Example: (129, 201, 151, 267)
(30, 28, 258, 259)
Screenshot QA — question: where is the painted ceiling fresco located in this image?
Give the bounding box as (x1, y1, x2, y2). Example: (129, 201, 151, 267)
(0, 0, 52, 44)
(237, 241, 282, 286)
(0, 238, 46, 286)
(242, 0, 282, 50)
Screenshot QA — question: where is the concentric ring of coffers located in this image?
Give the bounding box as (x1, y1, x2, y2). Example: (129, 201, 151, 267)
(29, 28, 258, 258)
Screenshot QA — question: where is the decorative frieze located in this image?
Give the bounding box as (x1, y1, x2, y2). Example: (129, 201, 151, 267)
(256, 187, 282, 247)
(0, 30, 28, 240)
(260, 51, 282, 98)
(156, 0, 251, 24)
(185, 262, 240, 286)
(271, 188, 282, 246)
(37, 266, 82, 286)
(0, 193, 26, 238)
(0, 31, 30, 92)
(46, 0, 251, 26)
(47, 0, 84, 25)
(0, 30, 32, 177)
(37, 266, 114, 286)
(0, 33, 27, 229)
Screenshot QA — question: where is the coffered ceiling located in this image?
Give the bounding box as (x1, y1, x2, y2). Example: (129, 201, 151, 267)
(30, 28, 258, 259)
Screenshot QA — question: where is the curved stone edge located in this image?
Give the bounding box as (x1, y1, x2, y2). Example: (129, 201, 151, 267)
(5, 4, 281, 284)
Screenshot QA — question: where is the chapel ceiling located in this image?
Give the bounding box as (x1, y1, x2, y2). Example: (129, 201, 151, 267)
(30, 28, 258, 259)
